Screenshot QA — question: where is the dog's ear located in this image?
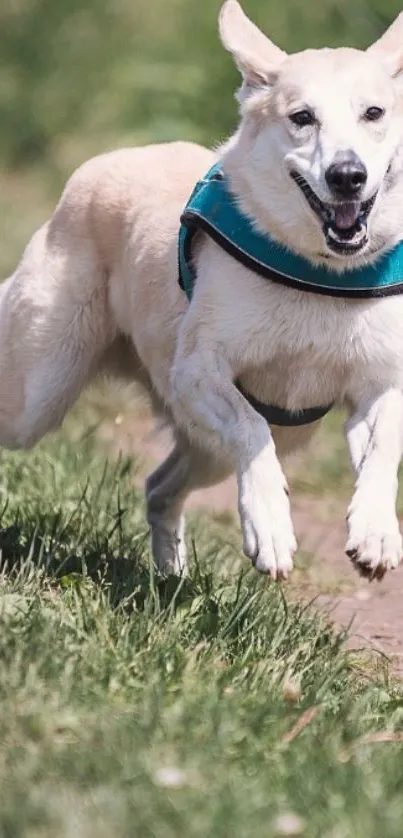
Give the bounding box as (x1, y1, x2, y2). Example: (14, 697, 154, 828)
(219, 1, 286, 101)
(367, 13, 403, 78)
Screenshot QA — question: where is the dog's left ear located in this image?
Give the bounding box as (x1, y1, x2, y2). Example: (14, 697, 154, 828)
(219, 1, 287, 101)
(367, 13, 403, 77)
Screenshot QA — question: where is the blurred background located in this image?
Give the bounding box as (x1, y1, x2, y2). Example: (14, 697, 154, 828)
(0, 0, 401, 277)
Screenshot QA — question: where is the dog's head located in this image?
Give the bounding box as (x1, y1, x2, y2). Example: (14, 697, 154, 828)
(219, 1, 403, 268)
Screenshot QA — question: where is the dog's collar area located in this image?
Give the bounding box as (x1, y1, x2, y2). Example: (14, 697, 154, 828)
(289, 170, 376, 256)
(178, 162, 403, 299)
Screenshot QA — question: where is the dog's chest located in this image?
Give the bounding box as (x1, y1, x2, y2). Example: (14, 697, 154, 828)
(233, 295, 403, 409)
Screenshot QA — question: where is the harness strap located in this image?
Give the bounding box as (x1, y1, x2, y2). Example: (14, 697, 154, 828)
(235, 382, 332, 427)
(179, 163, 403, 298)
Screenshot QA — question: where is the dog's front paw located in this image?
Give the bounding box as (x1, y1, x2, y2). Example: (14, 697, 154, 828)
(239, 467, 297, 580)
(346, 495, 403, 580)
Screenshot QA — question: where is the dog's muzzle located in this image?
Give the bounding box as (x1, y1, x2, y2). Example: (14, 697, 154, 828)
(290, 170, 377, 256)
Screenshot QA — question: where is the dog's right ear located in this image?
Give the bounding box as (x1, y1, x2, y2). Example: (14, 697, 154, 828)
(219, 1, 286, 101)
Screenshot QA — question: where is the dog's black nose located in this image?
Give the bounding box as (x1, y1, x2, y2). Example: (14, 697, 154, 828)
(325, 153, 367, 198)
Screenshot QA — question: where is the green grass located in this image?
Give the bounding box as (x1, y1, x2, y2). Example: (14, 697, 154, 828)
(0, 416, 403, 837)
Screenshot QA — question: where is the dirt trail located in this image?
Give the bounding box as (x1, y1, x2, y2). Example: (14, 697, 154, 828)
(99, 405, 403, 674)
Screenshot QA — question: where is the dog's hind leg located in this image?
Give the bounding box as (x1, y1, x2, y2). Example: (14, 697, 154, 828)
(0, 207, 115, 451)
(145, 438, 232, 575)
(146, 446, 189, 575)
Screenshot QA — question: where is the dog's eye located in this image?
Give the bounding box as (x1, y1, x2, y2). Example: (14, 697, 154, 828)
(363, 106, 385, 122)
(289, 110, 315, 128)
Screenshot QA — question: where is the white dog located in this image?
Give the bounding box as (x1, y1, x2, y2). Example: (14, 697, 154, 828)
(3, 1, 403, 581)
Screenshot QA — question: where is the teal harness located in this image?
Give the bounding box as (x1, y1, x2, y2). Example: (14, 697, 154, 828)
(178, 163, 403, 427)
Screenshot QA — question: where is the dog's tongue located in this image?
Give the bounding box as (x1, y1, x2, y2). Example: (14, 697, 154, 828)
(333, 202, 361, 230)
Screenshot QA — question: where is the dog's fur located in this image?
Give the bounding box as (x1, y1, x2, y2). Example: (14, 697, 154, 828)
(4, 1, 403, 580)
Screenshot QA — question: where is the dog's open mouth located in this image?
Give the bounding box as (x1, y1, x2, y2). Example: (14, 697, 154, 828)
(290, 171, 377, 256)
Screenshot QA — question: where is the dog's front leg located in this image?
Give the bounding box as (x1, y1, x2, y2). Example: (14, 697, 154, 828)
(345, 388, 403, 578)
(171, 345, 297, 579)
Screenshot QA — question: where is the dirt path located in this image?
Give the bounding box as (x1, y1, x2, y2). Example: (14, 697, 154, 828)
(99, 402, 403, 674)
